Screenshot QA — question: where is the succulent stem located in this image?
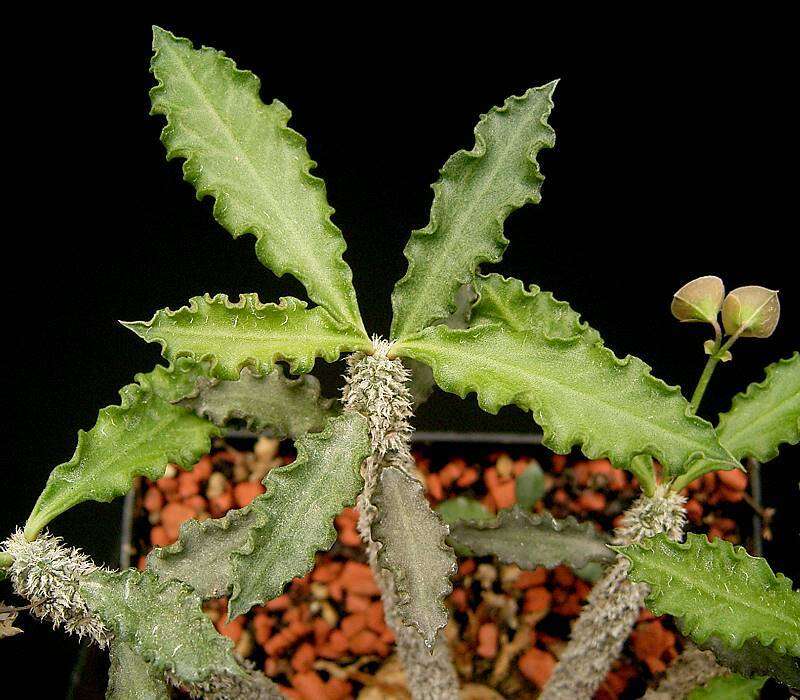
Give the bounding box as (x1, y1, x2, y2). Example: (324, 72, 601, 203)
(343, 338, 460, 700)
(540, 485, 686, 700)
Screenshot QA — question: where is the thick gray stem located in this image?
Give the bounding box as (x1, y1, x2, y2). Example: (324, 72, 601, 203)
(343, 340, 460, 700)
(541, 485, 687, 700)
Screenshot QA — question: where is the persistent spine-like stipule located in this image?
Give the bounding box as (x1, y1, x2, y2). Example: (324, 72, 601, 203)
(1, 529, 112, 647)
(343, 338, 460, 700)
(541, 484, 687, 700)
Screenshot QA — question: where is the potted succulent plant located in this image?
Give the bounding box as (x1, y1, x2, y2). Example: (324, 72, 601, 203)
(3, 27, 797, 700)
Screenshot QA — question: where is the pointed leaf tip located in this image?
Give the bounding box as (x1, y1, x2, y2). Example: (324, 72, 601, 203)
(391, 84, 557, 339)
(149, 31, 364, 329)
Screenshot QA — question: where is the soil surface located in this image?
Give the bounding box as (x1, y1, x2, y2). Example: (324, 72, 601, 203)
(132, 437, 755, 699)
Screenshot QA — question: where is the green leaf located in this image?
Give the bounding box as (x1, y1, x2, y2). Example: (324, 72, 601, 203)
(404, 284, 477, 407)
(123, 293, 371, 380)
(717, 352, 800, 462)
(435, 496, 493, 526)
(469, 273, 595, 341)
(515, 461, 545, 508)
(107, 640, 170, 700)
(228, 412, 368, 617)
(148, 504, 258, 600)
(617, 533, 800, 656)
(149, 414, 369, 615)
(81, 569, 244, 686)
(25, 359, 218, 539)
(150, 27, 364, 331)
(435, 497, 493, 556)
(394, 275, 739, 479)
(688, 630, 800, 689)
(390, 84, 556, 340)
(372, 466, 456, 649)
(687, 674, 766, 700)
(183, 365, 339, 438)
(447, 506, 614, 570)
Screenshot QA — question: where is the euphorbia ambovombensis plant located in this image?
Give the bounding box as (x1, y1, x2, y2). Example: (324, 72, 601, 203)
(1, 27, 798, 700)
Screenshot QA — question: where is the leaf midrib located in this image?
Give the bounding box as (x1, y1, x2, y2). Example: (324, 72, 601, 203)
(633, 547, 800, 641)
(721, 383, 800, 455)
(143, 321, 363, 348)
(237, 427, 361, 603)
(158, 39, 348, 316)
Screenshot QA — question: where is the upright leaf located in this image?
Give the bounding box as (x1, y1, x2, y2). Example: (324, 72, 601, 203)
(372, 466, 457, 649)
(81, 569, 244, 686)
(617, 533, 800, 656)
(25, 360, 218, 539)
(149, 414, 369, 616)
(123, 293, 371, 380)
(183, 365, 339, 438)
(393, 276, 739, 479)
(151, 27, 364, 331)
(448, 506, 614, 570)
(390, 84, 556, 340)
(686, 674, 766, 700)
(717, 353, 800, 462)
(107, 640, 170, 700)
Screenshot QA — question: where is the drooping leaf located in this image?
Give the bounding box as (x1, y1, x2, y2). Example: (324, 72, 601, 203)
(717, 352, 800, 462)
(394, 275, 739, 479)
(228, 412, 368, 617)
(687, 628, 800, 689)
(81, 569, 244, 686)
(390, 84, 556, 340)
(686, 673, 766, 700)
(107, 640, 170, 700)
(447, 506, 614, 570)
(25, 359, 218, 539)
(150, 27, 364, 331)
(123, 293, 371, 380)
(149, 414, 369, 615)
(617, 533, 800, 656)
(372, 466, 456, 648)
(183, 365, 339, 438)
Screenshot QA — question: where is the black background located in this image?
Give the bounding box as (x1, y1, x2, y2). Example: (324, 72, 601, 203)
(3, 12, 797, 697)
